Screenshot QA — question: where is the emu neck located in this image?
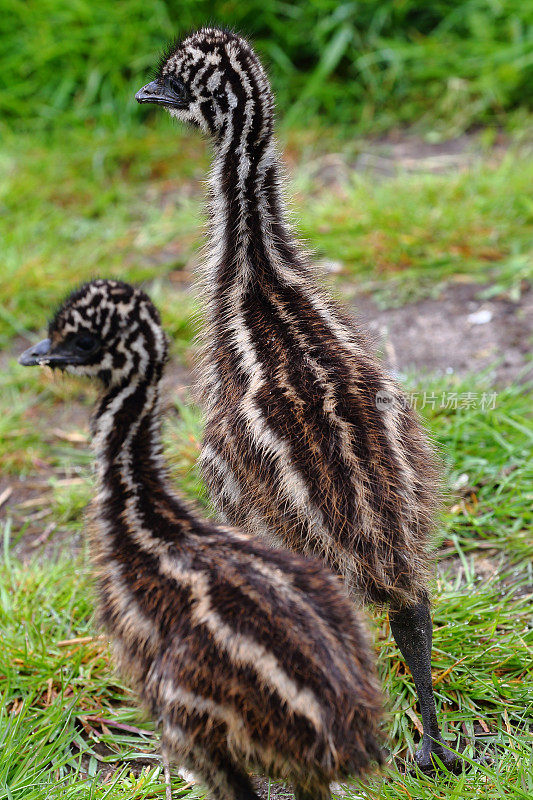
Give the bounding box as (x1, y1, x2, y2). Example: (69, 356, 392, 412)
(91, 371, 171, 531)
(207, 126, 301, 290)
(93, 373, 158, 471)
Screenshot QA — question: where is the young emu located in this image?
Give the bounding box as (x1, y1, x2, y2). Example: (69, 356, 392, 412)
(136, 28, 461, 773)
(19, 279, 383, 800)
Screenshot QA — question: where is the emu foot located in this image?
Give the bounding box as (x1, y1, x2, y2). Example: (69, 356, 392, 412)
(413, 736, 462, 775)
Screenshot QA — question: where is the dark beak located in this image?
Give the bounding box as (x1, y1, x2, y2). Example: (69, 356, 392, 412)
(18, 338, 89, 368)
(18, 338, 52, 366)
(135, 79, 184, 108)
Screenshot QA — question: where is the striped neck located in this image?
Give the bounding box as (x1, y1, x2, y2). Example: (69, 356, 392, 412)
(91, 370, 168, 515)
(206, 124, 303, 290)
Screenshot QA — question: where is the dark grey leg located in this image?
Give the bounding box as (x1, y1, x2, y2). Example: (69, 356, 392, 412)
(389, 601, 460, 773)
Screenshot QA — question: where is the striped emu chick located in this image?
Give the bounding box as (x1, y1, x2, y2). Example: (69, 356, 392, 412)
(136, 29, 461, 773)
(19, 279, 383, 800)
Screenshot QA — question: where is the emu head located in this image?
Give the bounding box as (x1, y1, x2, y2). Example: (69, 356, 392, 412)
(19, 280, 168, 387)
(136, 28, 274, 142)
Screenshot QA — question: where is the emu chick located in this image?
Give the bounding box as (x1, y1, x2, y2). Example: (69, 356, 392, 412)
(19, 279, 383, 800)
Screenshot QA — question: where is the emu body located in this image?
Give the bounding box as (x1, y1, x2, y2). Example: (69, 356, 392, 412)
(19, 280, 383, 800)
(136, 28, 462, 772)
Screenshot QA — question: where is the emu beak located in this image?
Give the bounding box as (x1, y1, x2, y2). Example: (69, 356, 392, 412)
(18, 338, 52, 366)
(135, 80, 183, 108)
(18, 338, 89, 368)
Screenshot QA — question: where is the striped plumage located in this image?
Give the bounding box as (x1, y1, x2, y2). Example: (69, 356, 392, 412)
(136, 28, 462, 773)
(19, 279, 383, 800)
(139, 27, 439, 608)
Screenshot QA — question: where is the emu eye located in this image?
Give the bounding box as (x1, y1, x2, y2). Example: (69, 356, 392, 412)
(74, 333, 99, 353)
(168, 76, 186, 100)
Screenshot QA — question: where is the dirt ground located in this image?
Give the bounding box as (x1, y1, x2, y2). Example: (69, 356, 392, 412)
(350, 281, 532, 385)
(306, 134, 530, 381)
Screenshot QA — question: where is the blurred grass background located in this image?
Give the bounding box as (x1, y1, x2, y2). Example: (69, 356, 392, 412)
(1, 2, 532, 799)
(1, 0, 532, 346)
(1, 0, 532, 135)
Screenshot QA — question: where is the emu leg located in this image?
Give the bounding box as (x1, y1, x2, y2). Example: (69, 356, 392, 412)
(389, 601, 460, 773)
(162, 750, 173, 800)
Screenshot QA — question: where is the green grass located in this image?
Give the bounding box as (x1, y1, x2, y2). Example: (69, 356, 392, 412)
(2, 0, 532, 134)
(0, 124, 203, 350)
(1, 369, 532, 798)
(295, 143, 533, 305)
(0, 540, 170, 798)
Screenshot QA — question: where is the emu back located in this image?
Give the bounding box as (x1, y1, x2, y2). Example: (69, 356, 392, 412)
(199, 256, 440, 607)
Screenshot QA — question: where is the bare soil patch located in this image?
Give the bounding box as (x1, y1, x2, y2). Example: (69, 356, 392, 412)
(349, 282, 532, 385)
